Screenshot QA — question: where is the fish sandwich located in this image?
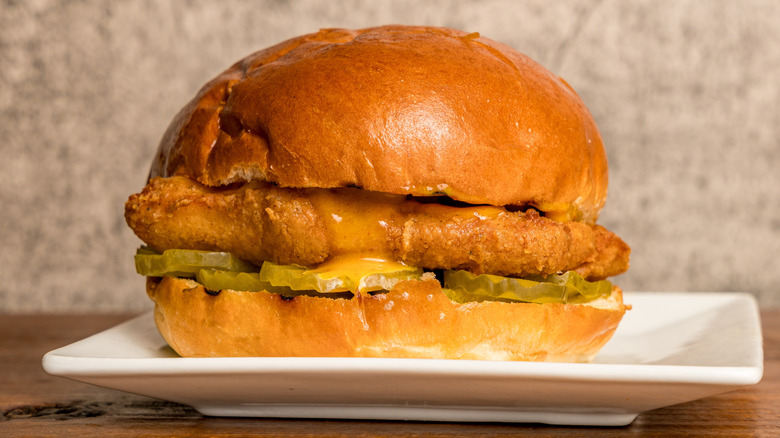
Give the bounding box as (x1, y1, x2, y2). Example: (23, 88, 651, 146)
(125, 25, 630, 361)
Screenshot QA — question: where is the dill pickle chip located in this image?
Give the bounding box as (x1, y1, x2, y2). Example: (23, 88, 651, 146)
(259, 256, 423, 294)
(195, 269, 353, 298)
(196, 269, 287, 293)
(134, 247, 257, 278)
(443, 270, 611, 304)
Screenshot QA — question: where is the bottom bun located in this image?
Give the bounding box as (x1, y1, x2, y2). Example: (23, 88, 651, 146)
(147, 276, 627, 362)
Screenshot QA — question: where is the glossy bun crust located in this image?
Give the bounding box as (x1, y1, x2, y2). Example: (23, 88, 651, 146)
(151, 25, 608, 222)
(147, 277, 627, 361)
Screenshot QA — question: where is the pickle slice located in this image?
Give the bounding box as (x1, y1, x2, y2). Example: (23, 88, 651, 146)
(259, 256, 423, 294)
(443, 270, 611, 304)
(135, 247, 257, 278)
(196, 269, 270, 292)
(195, 269, 353, 299)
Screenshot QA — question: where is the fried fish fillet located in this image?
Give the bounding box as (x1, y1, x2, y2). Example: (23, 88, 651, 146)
(125, 177, 629, 280)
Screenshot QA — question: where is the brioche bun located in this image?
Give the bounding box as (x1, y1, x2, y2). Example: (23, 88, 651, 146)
(151, 25, 608, 222)
(147, 276, 626, 362)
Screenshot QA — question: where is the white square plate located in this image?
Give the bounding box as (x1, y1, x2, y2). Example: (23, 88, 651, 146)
(43, 292, 763, 426)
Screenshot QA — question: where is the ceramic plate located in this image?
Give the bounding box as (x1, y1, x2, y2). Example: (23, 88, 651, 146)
(43, 292, 763, 426)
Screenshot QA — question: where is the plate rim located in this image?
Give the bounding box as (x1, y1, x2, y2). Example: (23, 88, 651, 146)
(40, 291, 765, 426)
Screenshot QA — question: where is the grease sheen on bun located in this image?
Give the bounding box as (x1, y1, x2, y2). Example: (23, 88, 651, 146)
(151, 25, 608, 222)
(148, 276, 627, 361)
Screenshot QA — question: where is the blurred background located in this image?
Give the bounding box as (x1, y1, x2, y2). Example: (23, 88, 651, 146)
(1, 0, 778, 312)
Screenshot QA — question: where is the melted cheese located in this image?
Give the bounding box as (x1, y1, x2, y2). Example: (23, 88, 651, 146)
(309, 254, 413, 279)
(306, 186, 504, 277)
(307, 187, 406, 259)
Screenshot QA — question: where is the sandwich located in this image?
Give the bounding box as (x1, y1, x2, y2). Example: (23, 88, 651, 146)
(124, 25, 630, 361)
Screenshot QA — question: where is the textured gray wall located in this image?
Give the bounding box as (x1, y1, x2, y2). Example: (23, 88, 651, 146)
(1, 0, 778, 312)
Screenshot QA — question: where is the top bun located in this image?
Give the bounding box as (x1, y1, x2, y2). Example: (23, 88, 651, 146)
(150, 25, 608, 222)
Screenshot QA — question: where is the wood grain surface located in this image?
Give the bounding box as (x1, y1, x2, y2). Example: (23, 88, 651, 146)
(1, 311, 778, 437)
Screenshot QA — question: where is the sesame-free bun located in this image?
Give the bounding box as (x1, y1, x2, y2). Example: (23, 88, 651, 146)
(147, 276, 627, 361)
(150, 25, 608, 222)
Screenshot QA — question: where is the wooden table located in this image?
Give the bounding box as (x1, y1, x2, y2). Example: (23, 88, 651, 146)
(1, 312, 778, 437)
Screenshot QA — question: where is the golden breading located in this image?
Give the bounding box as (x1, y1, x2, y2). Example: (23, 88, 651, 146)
(125, 177, 629, 280)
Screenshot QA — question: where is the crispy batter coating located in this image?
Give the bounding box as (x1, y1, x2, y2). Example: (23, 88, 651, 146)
(125, 178, 330, 266)
(125, 177, 629, 280)
(391, 208, 625, 278)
